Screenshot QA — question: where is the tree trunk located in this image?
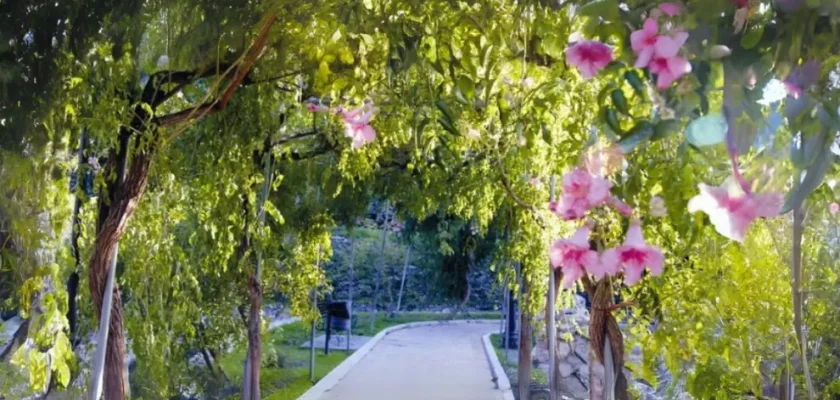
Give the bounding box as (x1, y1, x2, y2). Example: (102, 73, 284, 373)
(518, 307, 532, 400)
(545, 269, 561, 394)
(67, 128, 87, 347)
(243, 276, 262, 400)
(791, 208, 815, 400)
(89, 131, 154, 400)
(242, 135, 273, 400)
(517, 273, 531, 400)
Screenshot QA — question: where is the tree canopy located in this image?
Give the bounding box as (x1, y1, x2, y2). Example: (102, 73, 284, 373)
(2, 0, 840, 399)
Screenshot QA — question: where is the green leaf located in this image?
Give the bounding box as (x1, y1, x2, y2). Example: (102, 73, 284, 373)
(457, 75, 475, 100)
(685, 114, 727, 147)
(435, 98, 456, 124)
(577, 0, 620, 21)
(652, 119, 680, 141)
(263, 200, 285, 225)
(437, 118, 459, 135)
(611, 89, 629, 114)
(618, 121, 654, 153)
(602, 107, 622, 135)
(55, 360, 70, 387)
(624, 70, 645, 97)
(740, 25, 764, 49)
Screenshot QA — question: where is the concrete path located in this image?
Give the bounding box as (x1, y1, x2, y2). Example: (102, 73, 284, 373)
(317, 322, 503, 400)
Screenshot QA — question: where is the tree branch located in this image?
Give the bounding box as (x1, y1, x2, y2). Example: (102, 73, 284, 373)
(497, 154, 536, 212)
(154, 14, 277, 132)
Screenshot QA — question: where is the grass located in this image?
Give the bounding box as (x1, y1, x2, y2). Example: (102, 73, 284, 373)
(221, 311, 501, 400)
(489, 333, 548, 387)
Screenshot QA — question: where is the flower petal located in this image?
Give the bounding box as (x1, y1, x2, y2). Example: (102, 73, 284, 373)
(634, 46, 654, 69)
(645, 246, 665, 276)
(658, 3, 681, 16)
(752, 192, 783, 218)
(561, 265, 584, 289)
(622, 263, 645, 286)
(654, 35, 682, 58)
(599, 249, 621, 276)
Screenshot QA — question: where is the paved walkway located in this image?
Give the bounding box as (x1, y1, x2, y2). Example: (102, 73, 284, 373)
(317, 322, 504, 400)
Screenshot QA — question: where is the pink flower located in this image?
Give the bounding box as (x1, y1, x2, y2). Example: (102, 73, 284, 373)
(550, 221, 600, 288)
(658, 3, 682, 16)
(607, 196, 633, 217)
(784, 60, 820, 99)
(829, 202, 839, 216)
(565, 41, 613, 79)
(630, 19, 660, 68)
(339, 105, 378, 149)
(687, 178, 783, 242)
(529, 177, 543, 188)
(550, 169, 612, 220)
(630, 19, 689, 69)
(551, 195, 591, 221)
(562, 169, 611, 206)
(307, 103, 330, 113)
(649, 55, 692, 90)
(601, 219, 664, 286)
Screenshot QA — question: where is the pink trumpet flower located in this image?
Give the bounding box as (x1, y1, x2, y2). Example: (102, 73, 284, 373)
(601, 219, 664, 286)
(649, 54, 692, 90)
(550, 221, 600, 288)
(607, 196, 633, 217)
(830, 202, 839, 216)
(630, 19, 688, 69)
(784, 60, 820, 99)
(306, 103, 330, 113)
(658, 3, 682, 16)
(687, 177, 783, 242)
(339, 105, 378, 149)
(565, 41, 614, 79)
(550, 169, 612, 220)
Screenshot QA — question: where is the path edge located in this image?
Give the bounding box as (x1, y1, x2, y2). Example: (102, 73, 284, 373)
(297, 319, 497, 400)
(482, 332, 515, 400)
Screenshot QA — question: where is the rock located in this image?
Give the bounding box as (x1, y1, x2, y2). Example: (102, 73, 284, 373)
(557, 322, 575, 335)
(532, 344, 551, 365)
(574, 342, 589, 362)
(557, 341, 572, 358)
(558, 361, 575, 378)
(558, 375, 588, 398)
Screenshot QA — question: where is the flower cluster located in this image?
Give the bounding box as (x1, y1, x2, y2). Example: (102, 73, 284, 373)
(550, 219, 663, 288)
(548, 148, 664, 288)
(630, 13, 691, 90)
(307, 102, 378, 149)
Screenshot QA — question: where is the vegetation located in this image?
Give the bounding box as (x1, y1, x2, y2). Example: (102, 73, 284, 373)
(1, 0, 840, 399)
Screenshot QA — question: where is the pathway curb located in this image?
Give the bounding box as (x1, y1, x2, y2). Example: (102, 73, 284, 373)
(482, 333, 515, 400)
(297, 319, 498, 400)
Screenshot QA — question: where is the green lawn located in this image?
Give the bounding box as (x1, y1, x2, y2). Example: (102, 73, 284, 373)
(221, 311, 501, 400)
(489, 333, 548, 388)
